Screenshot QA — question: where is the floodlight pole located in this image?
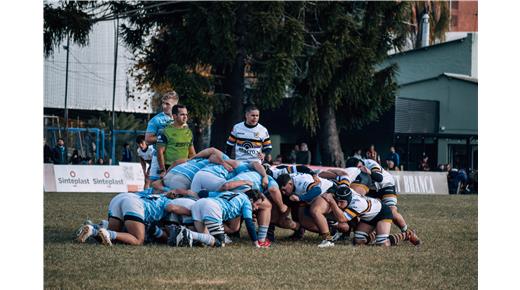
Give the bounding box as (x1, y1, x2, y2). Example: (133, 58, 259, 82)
(63, 34, 70, 140)
(110, 17, 119, 164)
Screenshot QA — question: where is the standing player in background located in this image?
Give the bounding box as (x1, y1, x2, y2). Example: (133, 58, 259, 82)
(145, 91, 179, 182)
(226, 105, 272, 163)
(156, 105, 196, 177)
(136, 135, 155, 189)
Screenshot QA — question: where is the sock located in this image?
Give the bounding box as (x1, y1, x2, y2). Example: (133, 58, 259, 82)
(375, 234, 389, 245)
(354, 231, 369, 244)
(258, 225, 269, 242)
(107, 230, 117, 240)
(153, 227, 164, 239)
(267, 224, 276, 241)
(388, 232, 407, 245)
(321, 232, 332, 241)
(367, 231, 376, 244)
(400, 224, 408, 233)
(191, 231, 215, 246)
(91, 227, 99, 236)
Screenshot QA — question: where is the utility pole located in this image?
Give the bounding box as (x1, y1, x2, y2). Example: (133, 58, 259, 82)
(110, 17, 119, 164)
(63, 34, 70, 140)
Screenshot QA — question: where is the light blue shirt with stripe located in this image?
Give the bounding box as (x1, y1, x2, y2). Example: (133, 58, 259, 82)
(199, 157, 249, 180)
(170, 158, 211, 181)
(139, 195, 170, 223)
(146, 112, 172, 156)
(226, 171, 278, 193)
(211, 191, 253, 221)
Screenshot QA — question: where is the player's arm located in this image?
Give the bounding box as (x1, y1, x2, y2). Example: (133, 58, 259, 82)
(139, 157, 147, 177)
(225, 128, 237, 158)
(293, 186, 322, 203)
(370, 166, 384, 182)
(322, 193, 349, 223)
(268, 187, 288, 214)
(250, 161, 269, 188)
(190, 147, 219, 160)
(144, 132, 157, 145)
(219, 180, 253, 191)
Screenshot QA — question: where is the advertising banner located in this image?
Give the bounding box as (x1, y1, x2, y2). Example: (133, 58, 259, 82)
(118, 162, 145, 192)
(305, 165, 449, 194)
(53, 165, 127, 192)
(389, 171, 449, 195)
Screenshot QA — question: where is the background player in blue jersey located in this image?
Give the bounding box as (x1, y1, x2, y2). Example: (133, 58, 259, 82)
(145, 91, 179, 181)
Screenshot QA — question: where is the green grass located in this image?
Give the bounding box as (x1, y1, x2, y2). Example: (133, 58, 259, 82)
(44, 193, 477, 289)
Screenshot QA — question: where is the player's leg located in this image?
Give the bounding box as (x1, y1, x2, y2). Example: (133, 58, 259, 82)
(256, 198, 272, 242)
(374, 219, 392, 247)
(309, 196, 335, 247)
(297, 206, 320, 233)
(353, 222, 374, 246)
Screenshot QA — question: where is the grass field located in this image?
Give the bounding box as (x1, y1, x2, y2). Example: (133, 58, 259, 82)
(44, 192, 477, 289)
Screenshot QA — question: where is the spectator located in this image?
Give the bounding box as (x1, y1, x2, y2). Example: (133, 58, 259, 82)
(366, 144, 380, 164)
(121, 143, 133, 162)
(385, 159, 400, 171)
(386, 146, 400, 167)
(296, 142, 311, 165)
(418, 153, 430, 171)
(70, 149, 82, 164)
(52, 138, 68, 164)
(289, 144, 300, 164)
(436, 164, 446, 172)
(44, 138, 53, 163)
(97, 158, 105, 165)
(353, 148, 363, 160)
(273, 155, 283, 165)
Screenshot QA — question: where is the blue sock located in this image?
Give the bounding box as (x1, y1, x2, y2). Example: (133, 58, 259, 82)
(108, 230, 117, 240)
(91, 227, 99, 236)
(191, 231, 215, 246)
(258, 225, 269, 242)
(153, 227, 164, 238)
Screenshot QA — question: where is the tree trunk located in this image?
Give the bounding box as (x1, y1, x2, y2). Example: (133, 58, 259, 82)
(210, 3, 247, 151)
(193, 115, 212, 152)
(318, 102, 345, 167)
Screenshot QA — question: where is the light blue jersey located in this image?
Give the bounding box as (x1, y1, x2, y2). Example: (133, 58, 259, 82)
(211, 191, 253, 221)
(146, 112, 172, 156)
(226, 171, 278, 193)
(170, 158, 211, 181)
(199, 158, 249, 180)
(140, 195, 170, 223)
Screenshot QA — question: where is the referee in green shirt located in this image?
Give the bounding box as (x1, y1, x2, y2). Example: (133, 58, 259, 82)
(156, 105, 196, 177)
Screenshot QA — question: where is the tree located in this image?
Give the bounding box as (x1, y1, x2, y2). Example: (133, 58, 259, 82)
(290, 1, 410, 167)
(116, 1, 306, 151)
(408, 1, 450, 48)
